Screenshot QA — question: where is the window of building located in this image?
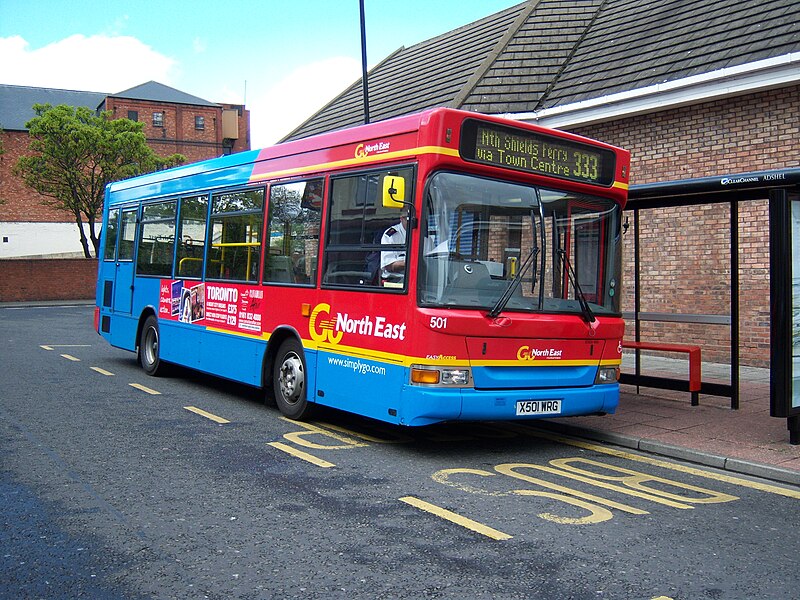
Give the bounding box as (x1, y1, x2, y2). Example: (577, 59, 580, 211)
(263, 179, 323, 285)
(153, 112, 164, 127)
(207, 188, 264, 282)
(127, 110, 138, 122)
(322, 166, 415, 289)
(136, 201, 177, 276)
(195, 116, 205, 130)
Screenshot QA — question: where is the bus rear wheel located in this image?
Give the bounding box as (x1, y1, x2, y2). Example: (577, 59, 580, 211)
(273, 338, 311, 420)
(139, 315, 165, 376)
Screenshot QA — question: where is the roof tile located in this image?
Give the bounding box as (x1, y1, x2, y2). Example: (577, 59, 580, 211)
(283, 0, 800, 141)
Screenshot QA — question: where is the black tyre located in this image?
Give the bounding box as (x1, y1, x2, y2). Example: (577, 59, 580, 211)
(273, 338, 311, 420)
(138, 315, 165, 376)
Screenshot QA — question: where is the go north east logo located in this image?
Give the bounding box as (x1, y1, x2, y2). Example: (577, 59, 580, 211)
(309, 303, 344, 345)
(354, 141, 390, 159)
(309, 303, 406, 345)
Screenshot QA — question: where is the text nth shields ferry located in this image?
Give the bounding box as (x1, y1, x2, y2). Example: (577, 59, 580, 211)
(96, 108, 630, 426)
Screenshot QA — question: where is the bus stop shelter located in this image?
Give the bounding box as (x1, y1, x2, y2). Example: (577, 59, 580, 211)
(624, 167, 800, 444)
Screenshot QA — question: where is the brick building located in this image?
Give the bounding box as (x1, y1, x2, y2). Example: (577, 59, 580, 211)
(0, 81, 249, 258)
(283, 0, 800, 369)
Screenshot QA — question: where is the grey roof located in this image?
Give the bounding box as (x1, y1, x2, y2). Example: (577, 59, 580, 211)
(284, 0, 800, 141)
(537, 0, 800, 110)
(0, 84, 107, 131)
(284, 3, 526, 140)
(108, 81, 218, 107)
(0, 81, 219, 132)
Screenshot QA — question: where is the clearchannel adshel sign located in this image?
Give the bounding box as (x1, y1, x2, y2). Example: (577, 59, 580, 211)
(459, 119, 617, 186)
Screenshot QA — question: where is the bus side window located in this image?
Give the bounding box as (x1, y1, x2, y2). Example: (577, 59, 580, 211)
(264, 179, 322, 286)
(136, 201, 177, 276)
(104, 209, 120, 260)
(323, 167, 414, 290)
(118, 209, 137, 261)
(176, 195, 208, 279)
(208, 188, 264, 283)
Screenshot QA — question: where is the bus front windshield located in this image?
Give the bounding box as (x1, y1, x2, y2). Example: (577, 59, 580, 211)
(419, 172, 622, 317)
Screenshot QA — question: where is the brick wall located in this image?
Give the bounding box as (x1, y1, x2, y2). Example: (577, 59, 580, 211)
(0, 258, 96, 302)
(0, 131, 68, 222)
(1, 96, 251, 225)
(573, 86, 800, 367)
(105, 97, 226, 163)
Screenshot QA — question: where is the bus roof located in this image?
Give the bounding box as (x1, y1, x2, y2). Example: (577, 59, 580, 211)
(106, 107, 628, 204)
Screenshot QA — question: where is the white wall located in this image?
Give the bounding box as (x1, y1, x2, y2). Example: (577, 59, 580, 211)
(0, 222, 91, 258)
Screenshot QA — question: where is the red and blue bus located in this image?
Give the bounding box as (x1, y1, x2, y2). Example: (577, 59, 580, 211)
(96, 108, 629, 426)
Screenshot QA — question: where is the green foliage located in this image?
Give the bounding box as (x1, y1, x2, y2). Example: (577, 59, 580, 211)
(14, 104, 185, 257)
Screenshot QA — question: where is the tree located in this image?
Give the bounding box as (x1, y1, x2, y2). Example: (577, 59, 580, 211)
(14, 104, 184, 258)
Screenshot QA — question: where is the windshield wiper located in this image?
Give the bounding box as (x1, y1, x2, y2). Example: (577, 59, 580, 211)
(557, 249, 596, 324)
(487, 247, 539, 318)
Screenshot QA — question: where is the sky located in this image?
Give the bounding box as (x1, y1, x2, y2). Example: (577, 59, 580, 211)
(0, 0, 519, 146)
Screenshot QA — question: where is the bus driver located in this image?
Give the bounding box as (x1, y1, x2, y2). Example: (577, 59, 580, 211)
(380, 208, 408, 286)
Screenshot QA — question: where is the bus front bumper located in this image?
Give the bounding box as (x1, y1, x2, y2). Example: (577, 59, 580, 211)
(397, 384, 619, 426)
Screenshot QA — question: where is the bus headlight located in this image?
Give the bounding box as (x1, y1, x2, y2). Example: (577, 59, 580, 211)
(411, 365, 471, 387)
(441, 368, 470, 386)
(595, 366, 620, 384)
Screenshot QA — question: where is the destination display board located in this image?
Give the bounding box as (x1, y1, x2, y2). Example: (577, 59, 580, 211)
(460, 119, 617, 186)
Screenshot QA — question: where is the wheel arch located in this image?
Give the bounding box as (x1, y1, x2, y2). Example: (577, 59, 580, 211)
(135, 306, 158, 355)
(262, 326, 306, 391)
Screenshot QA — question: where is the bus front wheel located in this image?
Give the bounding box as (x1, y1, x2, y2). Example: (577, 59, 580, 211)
(139, 315, 165, 376)
(273, 338, 311, 420)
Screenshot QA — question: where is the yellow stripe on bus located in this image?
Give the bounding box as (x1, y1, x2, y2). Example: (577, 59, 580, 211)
(202, 329, 622, 370)
(248, 146, 461, 183)
(469, 359, 621, 368)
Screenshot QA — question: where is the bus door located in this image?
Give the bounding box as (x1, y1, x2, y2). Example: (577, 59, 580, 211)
(112, 207, 138, 315)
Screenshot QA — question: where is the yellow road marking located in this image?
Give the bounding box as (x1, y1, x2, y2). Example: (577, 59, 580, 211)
(399, 496, 512, 540)
(433, 467, 648, 516)
(524, 428, 800, 500)
(129, 383, 161, 395)
(60, 354, 80, 362)
(184, 406, 230, 424)
(41, 344, 91, 350)
(498, 462, 702, 509)
(310, 421, 412, 444)
(268, 441, 336, 468)
(279, 418, 368, 449)
(90, 367, 114, 376)
(548, 457, 737, 505)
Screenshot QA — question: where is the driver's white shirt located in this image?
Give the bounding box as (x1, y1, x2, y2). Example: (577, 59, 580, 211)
(380, 221, 406, 281)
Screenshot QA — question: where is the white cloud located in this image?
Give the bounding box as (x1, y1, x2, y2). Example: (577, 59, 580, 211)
(192, 37, 207, 54)
(0, 34, 176, 94)
(0, 34, 363, 149)
(248, 56, 362, 147)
